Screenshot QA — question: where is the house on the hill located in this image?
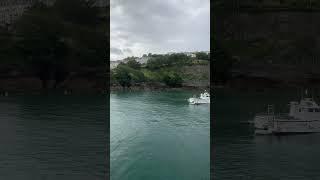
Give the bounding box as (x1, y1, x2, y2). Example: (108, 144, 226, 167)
(135, 56, 150, 64)
(110, 60, 121, 69)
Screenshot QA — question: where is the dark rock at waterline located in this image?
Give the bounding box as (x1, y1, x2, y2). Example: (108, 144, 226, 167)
(0, 77, 42, 92)
(0, 71, 107, 94)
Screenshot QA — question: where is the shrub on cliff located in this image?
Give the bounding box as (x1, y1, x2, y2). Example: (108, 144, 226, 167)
(125, 58, 141, 69)
(113, 66, 132, 88)
(195, 52, 210, 61)
(168, 53, 193, 66)
(146, 53, 192, 70)
(146, 56, 167, 70)
(113, 65, 146, 87)
(162, 72, 183, 87)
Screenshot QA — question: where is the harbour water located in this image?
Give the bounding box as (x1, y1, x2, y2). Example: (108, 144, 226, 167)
(111, 90, 210, 180)
(0, 95, 107, 180)
(213, 88, 320, 179)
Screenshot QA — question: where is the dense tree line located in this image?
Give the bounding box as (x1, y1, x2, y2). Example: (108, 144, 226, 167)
(0, 0, 107, 89)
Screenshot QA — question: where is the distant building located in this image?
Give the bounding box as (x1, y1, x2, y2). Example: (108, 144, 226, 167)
(110, 60, 121, 69)
(179, 52, 197, 58)
(186, 52, 196, 58)
(135, 56, 150, 64)
(166, 51, 196, 58)
(114, 50, 210, 68)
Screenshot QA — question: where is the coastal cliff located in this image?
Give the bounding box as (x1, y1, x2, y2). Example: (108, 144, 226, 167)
(110, 54, 210, 91)
(110, 64, 210, 91)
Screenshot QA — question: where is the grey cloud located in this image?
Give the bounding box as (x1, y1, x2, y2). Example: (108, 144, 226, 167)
(123, 48, 132, 53)
(110, 0, 210, 60)
(110, 47, 123, 55)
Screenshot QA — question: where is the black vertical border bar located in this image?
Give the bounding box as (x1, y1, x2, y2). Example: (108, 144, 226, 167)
(210, 0, 213, 179)
(106, 0, 110, 179)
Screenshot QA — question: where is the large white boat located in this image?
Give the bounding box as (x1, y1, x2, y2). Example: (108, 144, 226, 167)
(188, 91, 210, 105)
(254, 97, 320, 135)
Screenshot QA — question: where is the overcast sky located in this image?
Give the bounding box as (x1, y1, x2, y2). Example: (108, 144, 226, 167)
(110, 0, 210, 61)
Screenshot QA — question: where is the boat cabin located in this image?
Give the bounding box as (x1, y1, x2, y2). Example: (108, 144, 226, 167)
(200, 92, 210, 99)
(289, 98, 320, 120)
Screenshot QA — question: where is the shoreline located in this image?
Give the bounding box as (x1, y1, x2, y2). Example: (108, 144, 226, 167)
(0, 85, 210, 96)
(110, 84, 209, 92)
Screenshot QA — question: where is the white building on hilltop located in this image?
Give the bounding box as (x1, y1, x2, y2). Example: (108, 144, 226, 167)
(110, 60, 121, 69)
(167, 51, 196, 58)
(184, 52, 196, 58)
(135, 56, 150, 64)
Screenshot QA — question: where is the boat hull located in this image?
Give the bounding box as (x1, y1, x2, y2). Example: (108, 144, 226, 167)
(188, 97, 210, 105)
(254, 115, 320, 135)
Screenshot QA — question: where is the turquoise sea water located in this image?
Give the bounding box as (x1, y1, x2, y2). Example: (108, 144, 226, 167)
(111, 90, 210, 180)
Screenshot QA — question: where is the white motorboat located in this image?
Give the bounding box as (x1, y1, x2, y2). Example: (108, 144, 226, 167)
(188, 90, 210, 105)
(254, 97, 320, 135)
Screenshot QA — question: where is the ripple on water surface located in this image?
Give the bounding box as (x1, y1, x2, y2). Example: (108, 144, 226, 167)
(0, 95, 107, 180)
(111, 91, 210, 180)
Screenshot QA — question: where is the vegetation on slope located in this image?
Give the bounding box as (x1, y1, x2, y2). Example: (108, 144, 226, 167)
(111, 53, 210, 88)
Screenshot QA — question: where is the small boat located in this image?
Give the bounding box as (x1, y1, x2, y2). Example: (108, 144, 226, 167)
(188, 90, 210, 105)
(253, 97, 320, 135)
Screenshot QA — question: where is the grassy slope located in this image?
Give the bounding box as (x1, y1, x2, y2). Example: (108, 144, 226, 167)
(140, 60, 210, 87)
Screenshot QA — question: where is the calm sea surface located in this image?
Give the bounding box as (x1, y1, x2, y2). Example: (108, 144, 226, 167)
(111, 90, 210, 180)
(0, 95, 107, 180)
(214, 88, 320, 179)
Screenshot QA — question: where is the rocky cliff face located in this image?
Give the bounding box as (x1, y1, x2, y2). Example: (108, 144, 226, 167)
(181, 65, 210, 88)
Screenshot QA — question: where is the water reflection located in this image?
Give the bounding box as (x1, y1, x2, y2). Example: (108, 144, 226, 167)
(111, 90, 210, 180)
(0, 95, 107, 180)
